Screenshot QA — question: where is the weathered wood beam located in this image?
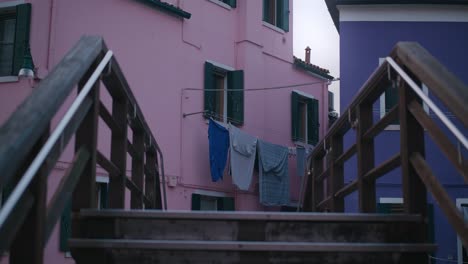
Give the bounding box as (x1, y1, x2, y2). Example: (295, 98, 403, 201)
(410, 153, 468, 248)
(408, 101, 468, 183)
(45, 147, 90, 242)
(0, 36, 104, 190)
(131, 131, 145, 209)
(363, 105, 399, 140)
(399, 80, 427, 216)
(392, 42, 468, 127)
(363, 154, 401, 182)
(335, 144, 356, 165)
(356, 103, 376, 213)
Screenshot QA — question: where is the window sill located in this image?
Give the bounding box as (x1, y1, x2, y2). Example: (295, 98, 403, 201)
(294, 141, 314, 148)
(262, 21, 285, 34)
(207, 0, 232, 10)
(134, 0, 191, 19)
(384, 124, 400, 131)
(0, 76, 19, 83)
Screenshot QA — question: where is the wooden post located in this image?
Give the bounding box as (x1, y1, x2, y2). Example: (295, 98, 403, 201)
(312, 156, 324, 212)
(356, 103, 376, 213)
(108, 98, 128, 208)
(154, 153, 163, 209)
(144, 150, 156, 209)
(73, 78, 100, 212)
(329, 135, 344, 212)
(131, 129, 144, 209)
(399, 79, 427, 216)
(10, 129, 48, 264)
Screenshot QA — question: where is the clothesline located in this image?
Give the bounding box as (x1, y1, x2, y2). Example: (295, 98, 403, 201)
(208, 116, 309, 156)
(208, 119, 310, 206)
(183, 78, 340, 92)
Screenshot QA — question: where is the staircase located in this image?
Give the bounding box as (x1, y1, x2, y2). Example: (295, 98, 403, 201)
(69, 210, 434, 263)
(0, 37, 466, 264)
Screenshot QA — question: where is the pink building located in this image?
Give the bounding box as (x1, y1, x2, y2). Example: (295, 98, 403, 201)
(0, 0, 333, 263)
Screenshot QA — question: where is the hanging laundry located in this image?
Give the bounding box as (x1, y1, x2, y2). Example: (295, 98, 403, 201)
(208, 119, 229, 182)
(296, 147, 306, 177)
(257, 140, 290, 206)
(229, 124, 257, 191)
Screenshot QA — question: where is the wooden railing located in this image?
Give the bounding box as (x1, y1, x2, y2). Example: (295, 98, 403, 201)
(301, 42, 468, 248)
(0, 36, 166, 263)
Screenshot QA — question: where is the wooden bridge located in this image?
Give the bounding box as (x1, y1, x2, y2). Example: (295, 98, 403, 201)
(0, 36, 466, 263)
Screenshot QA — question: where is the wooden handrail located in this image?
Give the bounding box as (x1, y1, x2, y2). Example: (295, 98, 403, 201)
(0, 36, 103, 191)
(0, 36, 165, 261)
(302, 42, 468, 246)
(391, 42, 468, 128)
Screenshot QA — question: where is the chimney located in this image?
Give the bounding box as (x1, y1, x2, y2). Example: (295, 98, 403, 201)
(305, 46, 311, 64)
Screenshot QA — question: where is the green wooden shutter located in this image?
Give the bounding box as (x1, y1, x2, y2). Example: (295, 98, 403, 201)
(278, 0, 289, 32)
(60, 200, 71, 252)
(191, 193, 201, 210)
(12, 3, 32, 76)
(376, 203, 392, 214)
(217, 197, 235, 211)
(291, 91, 300, 142)
(385, 85, 399, 124)
(307, 98, 319, 145)
(227, 0, 236, 8)
(227, 70, 244, 126)
(262, 0, 269, 22)
(204, 62, 216, 118)
(100, 183, 108, 209)
(385, 86, 398, 112)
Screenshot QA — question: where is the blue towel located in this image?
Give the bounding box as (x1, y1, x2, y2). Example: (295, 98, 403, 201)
(208, 119, 229, 182)
(296, 147, 306, 177)
(257, 140, 290, 206)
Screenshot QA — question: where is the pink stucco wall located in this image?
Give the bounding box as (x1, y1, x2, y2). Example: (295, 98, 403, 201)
(0, 0, 330, 263)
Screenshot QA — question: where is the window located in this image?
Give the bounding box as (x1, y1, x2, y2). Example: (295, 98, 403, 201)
(291, 91, 319, 145)
(456, 199, 468, 264)
(204, 61, 244, 126)
(219, 0, 236, 8)
(191, 193, 235, 211)
(262, 0, 289, 32)
(0, 3, 31, 77)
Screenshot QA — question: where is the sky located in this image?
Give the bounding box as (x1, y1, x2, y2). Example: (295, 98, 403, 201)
(293, 0, 340, 112)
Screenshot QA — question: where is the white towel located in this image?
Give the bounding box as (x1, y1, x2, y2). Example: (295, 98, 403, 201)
(229, 124, 257, 191)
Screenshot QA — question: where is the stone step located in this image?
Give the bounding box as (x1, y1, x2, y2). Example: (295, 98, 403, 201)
(69, 239, 436, 264)
(75, 210, 426, 243)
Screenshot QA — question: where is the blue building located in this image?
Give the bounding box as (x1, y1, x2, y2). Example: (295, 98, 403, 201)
(324, 1, 468, 263)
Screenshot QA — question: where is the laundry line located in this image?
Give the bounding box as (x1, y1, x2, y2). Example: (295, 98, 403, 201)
(207, 116, 303, 157)
(182, 78, 340, 92)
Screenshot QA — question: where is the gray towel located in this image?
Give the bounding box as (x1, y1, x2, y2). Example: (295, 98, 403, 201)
(229, 124, 257, 191)
(257, 140, 290, 206)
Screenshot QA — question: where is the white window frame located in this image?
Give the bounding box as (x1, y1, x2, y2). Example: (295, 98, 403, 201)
(293, 90, 316, 147)
(379, 197, 403, 204)
(456, 198, 468, 264)
(378, 58, 429, 131)
(207, 0, 232, 10)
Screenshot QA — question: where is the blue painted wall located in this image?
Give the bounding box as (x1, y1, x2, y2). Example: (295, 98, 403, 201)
(339, 21, 468, 262)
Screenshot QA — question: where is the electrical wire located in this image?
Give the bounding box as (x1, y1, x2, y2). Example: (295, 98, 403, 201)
(183, 78, 340, 92)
